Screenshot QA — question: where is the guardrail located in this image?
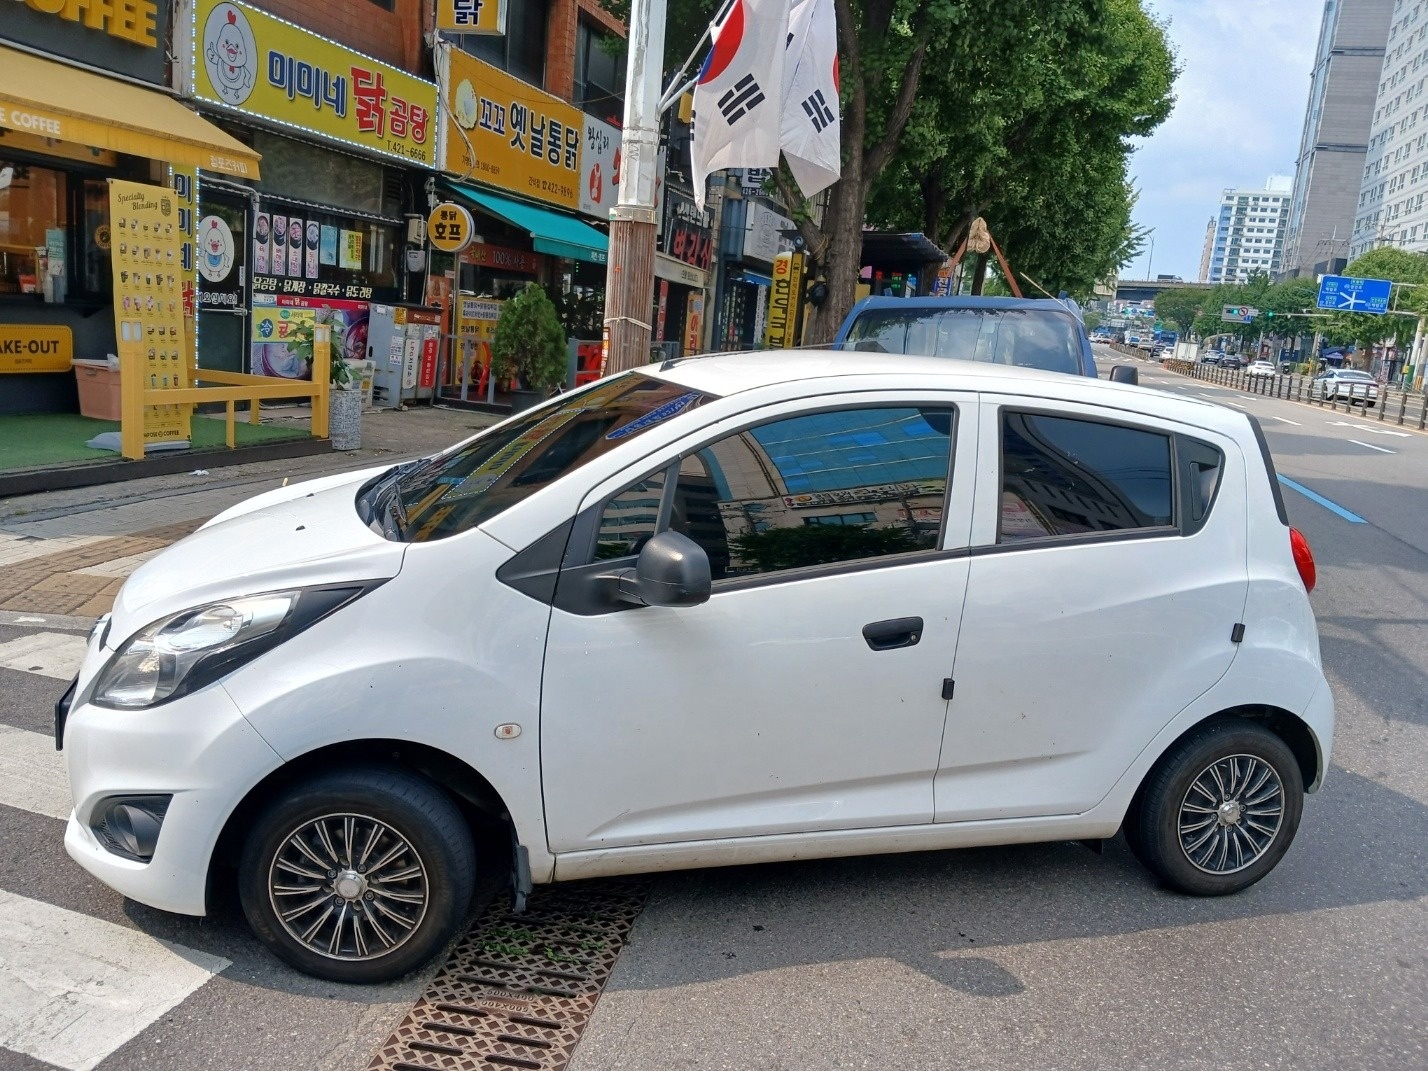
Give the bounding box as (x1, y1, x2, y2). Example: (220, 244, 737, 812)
(1139, 351, 1428, 429)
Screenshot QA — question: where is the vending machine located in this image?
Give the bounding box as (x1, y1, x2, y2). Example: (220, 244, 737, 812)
(366, 305, 443, 407)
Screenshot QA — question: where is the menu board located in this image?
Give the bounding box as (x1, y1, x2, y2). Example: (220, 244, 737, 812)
(109, 180, 191, 445)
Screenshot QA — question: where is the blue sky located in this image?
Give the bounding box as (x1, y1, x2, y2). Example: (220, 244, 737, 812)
(1127, 0, 1327, 280)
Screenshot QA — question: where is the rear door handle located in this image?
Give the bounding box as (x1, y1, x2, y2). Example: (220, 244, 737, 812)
(862, 616, 924, 651)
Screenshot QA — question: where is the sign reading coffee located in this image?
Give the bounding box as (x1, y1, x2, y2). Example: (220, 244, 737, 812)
(8, 0, 171, 83)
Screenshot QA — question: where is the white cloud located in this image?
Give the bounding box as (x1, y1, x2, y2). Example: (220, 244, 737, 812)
(1127, 0, 1329, 279)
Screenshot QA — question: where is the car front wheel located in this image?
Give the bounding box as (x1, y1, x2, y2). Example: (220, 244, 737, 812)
(1127, 719, 1303, 896)
(238, 766, 475, 982)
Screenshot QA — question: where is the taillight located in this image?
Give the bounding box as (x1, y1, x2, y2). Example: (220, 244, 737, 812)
(1290, 527, 1316, 593)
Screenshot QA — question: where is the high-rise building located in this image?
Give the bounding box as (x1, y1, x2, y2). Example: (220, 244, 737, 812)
(1206, 177, 1294, 283)
(1282, 0, 1393, 278)
(1351, 1, 1428, 257)
(1198, 217, 1217, 283)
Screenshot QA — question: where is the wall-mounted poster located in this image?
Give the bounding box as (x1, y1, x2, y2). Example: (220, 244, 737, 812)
(340, 229, 363, 270)
(319, 225, 338, 266)
(253, 212, 271, 274)
(305, 220, 320, 279)
(271, 213, 288, 276)
(251, 295, 370, 380)
(286, 217, 303, 276)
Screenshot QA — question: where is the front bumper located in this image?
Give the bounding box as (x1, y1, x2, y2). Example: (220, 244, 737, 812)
(64, 681, 283, 916)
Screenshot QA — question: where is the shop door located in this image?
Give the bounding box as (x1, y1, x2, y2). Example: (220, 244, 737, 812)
(195, 194, 248, 373)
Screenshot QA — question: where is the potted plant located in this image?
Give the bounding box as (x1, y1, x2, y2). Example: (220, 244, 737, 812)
(291, 316, 362, 450)
(490, 284, 569, 412)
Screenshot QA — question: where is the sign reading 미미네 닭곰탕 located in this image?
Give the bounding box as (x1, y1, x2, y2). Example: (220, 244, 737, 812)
(191, 0, 438, 167)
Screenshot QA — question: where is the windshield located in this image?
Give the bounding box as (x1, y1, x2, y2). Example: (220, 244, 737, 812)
(840, 308, 1083, 374)
(386, 375, 715, 542)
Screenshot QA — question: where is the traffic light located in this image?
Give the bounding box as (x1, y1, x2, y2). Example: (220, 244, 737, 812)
(1265, 310, 1275, 319)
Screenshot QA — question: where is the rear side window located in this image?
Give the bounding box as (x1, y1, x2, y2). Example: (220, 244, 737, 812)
(999, 412, 1174, 542)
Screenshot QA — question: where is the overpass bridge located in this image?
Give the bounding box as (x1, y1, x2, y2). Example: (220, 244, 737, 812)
(1113, 279, 1211, 302)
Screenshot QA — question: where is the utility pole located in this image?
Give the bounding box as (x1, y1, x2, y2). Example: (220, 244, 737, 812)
(602, 0, 668, 375)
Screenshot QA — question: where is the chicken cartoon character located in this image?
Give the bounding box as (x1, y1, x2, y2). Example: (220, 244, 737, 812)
(205, 8, 256, 106)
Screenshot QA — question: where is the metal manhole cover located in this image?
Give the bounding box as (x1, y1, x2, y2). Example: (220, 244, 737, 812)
(368, 878, 650, 1071)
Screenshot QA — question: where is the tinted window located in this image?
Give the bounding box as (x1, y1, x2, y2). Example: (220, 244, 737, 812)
(999, 413, 1174, 542)
(668, 407, 955, 579)
(841, 308, 1082, 375)
(394, 375, 713, 542)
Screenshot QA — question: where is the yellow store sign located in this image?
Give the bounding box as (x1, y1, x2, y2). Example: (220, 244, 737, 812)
(0, 325, 73, 373)
(16, 0, 158, 47)
(191, 0, 439, 167)
(443, 50, 581, 210)
(436, 0, 506, 33)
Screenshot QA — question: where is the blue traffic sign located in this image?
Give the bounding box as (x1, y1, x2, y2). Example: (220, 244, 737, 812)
(1316, 275, 1393, 314)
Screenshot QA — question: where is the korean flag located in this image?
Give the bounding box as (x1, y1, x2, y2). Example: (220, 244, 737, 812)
(780, 0, 840, 199)
(691, 0, 792, 211)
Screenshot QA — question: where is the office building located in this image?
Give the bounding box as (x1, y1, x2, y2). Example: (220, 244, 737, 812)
(1282, 0, 1393, 278)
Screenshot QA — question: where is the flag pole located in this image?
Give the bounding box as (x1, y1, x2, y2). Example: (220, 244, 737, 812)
(603, 0, 669, 374)
(657, 0, 736, 115)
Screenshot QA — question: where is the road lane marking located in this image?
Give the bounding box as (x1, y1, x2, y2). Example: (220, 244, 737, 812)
(1325, 421, 1411, 438)
(1348, 439, 1395, 453)
(0, 726, 71, 821)
(0, 633, 86, 681)
(1277, 476, 1367, 523)
(0, 889, 229, 1071)
(1267, 416, 1302, 425)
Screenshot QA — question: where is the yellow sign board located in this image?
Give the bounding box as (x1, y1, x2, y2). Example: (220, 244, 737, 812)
(428, 202, 476, 253)
(436, 0, 506, 33)
(443, 50, 582, 210)
(0, 325, 73, 373)
(17, 0, 158, 46)
(192, 0, 439, 167)
(764, 252, 805, 349)
(109, 179, 191, 454)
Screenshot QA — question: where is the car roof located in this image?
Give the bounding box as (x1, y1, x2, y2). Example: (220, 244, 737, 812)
(844, 295, 1081, 317)
(636, 349, 1250, 437)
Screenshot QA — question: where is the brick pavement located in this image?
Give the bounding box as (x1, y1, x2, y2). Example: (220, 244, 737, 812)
(0, 522, 203, 617)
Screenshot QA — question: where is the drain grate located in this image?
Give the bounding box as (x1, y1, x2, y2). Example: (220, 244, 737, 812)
(368, 878, 650, 1071)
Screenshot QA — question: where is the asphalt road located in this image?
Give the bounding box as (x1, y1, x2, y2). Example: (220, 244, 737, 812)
(1, 361, 1424, 1070)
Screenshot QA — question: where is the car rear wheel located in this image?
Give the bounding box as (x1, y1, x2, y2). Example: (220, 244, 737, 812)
(1127, 719, 1303, 896)
(238, 766, 475, 982)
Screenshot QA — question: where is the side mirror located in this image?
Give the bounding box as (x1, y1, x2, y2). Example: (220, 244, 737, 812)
(615, 530, 711, 608)
(1109, 365, 1139, 385)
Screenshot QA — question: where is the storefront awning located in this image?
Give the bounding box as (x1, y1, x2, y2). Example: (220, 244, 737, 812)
(453, 186, 608, 265)
(0, 46, 261, 179)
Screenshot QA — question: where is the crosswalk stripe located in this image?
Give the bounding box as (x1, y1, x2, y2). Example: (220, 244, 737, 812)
(0, 632, 88, 681)
(0, 889, 230, 1071)
(0, 726, 72, 821)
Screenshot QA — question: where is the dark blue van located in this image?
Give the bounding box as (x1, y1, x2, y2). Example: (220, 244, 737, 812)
(832, 296, 1099, 378)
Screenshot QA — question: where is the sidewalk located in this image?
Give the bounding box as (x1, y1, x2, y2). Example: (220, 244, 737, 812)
(0, 405, 500, 621)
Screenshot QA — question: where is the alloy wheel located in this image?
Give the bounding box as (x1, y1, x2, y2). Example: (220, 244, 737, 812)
(1176, 754, 1284, 875)
(267, 812, 430, 961)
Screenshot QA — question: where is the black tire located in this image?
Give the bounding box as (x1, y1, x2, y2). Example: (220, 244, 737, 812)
(1127, 718, 1303, 896)
(238, 766, 475, 983)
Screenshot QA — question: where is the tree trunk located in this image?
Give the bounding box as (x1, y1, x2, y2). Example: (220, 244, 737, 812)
(805, 171, 867, 343)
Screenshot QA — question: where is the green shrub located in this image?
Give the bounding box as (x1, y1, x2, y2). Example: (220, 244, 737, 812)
(491, 284, 568, 393)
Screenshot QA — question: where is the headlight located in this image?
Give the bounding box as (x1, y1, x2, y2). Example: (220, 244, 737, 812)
(88, 585, 377, 710)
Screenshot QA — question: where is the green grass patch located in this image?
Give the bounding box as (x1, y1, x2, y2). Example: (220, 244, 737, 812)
(0, 413, 309, 473)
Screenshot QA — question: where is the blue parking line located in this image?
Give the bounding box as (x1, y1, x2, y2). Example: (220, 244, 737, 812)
(1278, 476, 1366, 523)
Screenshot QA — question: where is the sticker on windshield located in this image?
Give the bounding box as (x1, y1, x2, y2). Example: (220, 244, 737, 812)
(605, 392, 703, 440)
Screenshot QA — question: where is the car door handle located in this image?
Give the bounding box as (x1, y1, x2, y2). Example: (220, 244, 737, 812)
(862, 617, 924, 651)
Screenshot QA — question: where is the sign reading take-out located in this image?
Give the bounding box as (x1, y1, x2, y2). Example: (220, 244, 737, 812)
(190, 0, 438, 167)
(443, 50, 582, 210)
(0, 325, 73, 373)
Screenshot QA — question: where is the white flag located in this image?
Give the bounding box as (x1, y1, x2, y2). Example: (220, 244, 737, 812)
(691, 0, 792, 211)
(780, 0, 840, 199)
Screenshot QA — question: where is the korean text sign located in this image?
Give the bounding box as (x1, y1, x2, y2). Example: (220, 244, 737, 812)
(192, 0, 438, 167)
(444, 50, 581, 210)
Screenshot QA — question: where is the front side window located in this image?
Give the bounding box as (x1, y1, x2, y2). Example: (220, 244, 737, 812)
(998, 412, 1174, 542)
(392, 374, 713, 541)
(657, 406, 956, 580)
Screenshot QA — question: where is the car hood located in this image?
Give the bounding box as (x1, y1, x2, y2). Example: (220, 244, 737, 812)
(110, 472, 405, 644)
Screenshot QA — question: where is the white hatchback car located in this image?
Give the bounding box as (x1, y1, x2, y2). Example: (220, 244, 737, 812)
(57, 353, 1334, 982)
